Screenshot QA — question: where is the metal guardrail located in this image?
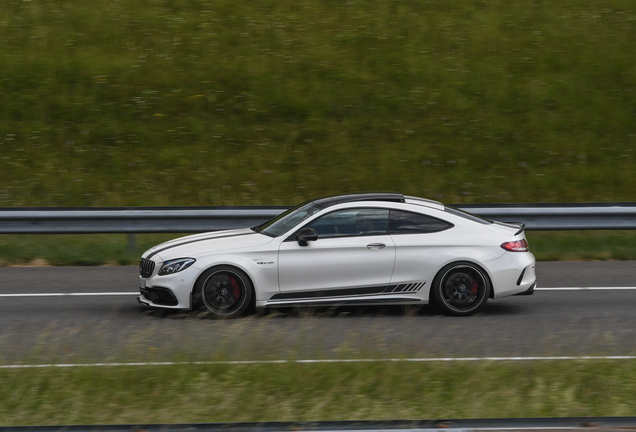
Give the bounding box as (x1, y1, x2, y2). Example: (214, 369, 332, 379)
(1, 417, 636, 432)
(0, 206, 287, 234)
(460, 202, 636, 231)
(1, 203, 636, 234)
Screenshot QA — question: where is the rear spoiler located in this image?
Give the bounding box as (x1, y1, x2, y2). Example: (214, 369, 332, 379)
(494, 220, 526, 236)
(513, 223, 526, 236)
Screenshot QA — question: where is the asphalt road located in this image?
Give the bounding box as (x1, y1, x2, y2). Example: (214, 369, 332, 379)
(1, 262, 635, 364)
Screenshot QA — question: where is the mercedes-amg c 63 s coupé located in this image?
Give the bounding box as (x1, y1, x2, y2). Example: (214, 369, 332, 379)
(138, 193, 536, 317)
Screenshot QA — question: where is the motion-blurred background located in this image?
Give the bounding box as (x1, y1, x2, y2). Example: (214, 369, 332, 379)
(2, 0, 635, 207)
(2, 2, 636, 425)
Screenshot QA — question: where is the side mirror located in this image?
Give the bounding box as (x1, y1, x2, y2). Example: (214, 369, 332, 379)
(297, 228, 318, 246)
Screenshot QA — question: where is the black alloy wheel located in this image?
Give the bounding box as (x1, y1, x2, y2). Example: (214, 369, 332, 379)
(432, 262, 490, 316)
(198, 266, 253, 318)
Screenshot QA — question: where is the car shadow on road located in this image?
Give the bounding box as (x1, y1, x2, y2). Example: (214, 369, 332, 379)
(138, 300, 525, 320)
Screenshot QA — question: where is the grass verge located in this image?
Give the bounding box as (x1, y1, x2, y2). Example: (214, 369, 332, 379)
(0, 231, 635, 266)
(1, 0, 636, 206)
(1, 360, 635, 425)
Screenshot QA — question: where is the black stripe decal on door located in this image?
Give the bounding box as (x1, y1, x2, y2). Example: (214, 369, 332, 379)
(270, 282, 425, 301)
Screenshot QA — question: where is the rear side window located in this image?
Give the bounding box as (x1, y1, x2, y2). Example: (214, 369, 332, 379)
(388, 210, 453, 234)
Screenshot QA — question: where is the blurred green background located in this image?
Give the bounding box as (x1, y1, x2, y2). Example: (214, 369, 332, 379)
(1, 0, 635, 207)
(2, 3, 636, 424)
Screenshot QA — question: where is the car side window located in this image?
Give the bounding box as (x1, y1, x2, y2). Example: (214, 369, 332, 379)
(388, 210, 453, 234)
(304, 208, 389, 238)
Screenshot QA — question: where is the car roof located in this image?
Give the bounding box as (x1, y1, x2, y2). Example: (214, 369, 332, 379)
(312, 193, 405, 209)
(404, 195, 445, 211)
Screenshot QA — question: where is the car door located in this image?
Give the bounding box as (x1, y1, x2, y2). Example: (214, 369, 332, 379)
(388, 209, 455, 286)
(277, 208, 396, 298)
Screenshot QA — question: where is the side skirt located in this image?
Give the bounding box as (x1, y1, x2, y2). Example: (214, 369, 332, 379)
(264, 282, 426, 307)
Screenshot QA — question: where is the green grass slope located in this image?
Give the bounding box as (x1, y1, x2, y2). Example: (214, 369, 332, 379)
(2, 361, 636, 425)
(1, 0, 635, 207)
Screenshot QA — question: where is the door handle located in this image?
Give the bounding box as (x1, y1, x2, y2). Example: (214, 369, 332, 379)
(366, 243, 386, 250)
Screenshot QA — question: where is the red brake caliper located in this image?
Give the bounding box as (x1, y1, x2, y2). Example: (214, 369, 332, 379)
(230, 277, 241, 300)
(469, 280, 479, 295)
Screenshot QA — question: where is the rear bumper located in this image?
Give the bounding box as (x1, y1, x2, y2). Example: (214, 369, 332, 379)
(487, 252, 536, 298)
(514, 281, 537, 296)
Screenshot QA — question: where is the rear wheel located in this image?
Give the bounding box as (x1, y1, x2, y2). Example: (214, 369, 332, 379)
(197, 266, 253, 318)
(432, 262, 490, 316)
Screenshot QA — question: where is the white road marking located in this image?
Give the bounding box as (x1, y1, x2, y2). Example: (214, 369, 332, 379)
(1, 287, 636, 298)
(0, 292, 138, 297)
(1, 356, 635, 369)
(535, 287, 636, 291)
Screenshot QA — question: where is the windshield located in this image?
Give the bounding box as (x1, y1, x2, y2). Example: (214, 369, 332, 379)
(254, 201, 323, 237)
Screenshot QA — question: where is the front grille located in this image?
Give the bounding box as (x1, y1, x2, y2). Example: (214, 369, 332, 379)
(139, 258, 155, 278)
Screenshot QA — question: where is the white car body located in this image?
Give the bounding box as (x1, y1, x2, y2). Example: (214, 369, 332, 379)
(138, 193, 536, 317)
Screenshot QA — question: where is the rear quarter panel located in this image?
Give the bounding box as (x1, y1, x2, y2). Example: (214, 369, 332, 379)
(389, 223, 507, 299)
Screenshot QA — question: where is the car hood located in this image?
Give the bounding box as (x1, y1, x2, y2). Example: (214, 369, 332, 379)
(142, 228, 274, 261)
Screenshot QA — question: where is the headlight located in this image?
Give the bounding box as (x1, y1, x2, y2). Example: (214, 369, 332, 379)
(159, 258, 196, 275)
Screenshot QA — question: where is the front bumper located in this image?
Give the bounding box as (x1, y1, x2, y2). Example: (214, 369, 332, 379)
(139, 286, 179, 306)
(138, 259, 201, 309)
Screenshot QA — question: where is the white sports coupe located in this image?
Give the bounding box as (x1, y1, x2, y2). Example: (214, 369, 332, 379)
(138, 193, 536, 317)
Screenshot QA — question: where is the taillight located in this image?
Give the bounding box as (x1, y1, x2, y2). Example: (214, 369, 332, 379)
(501, 239, 529, 252)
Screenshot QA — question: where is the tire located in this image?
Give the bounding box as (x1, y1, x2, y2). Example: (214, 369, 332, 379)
(196, 266, 253, 318)
(432, 262, 490, 316)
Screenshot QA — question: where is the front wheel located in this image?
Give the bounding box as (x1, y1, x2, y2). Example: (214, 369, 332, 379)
(197, 266, 253, 318)
(432, 262, 490, 316)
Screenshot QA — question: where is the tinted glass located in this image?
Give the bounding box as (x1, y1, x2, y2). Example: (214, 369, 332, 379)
(257, 201, 322, 237)
(305, 208, 389, 238)
(388, 210, 452, 234)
